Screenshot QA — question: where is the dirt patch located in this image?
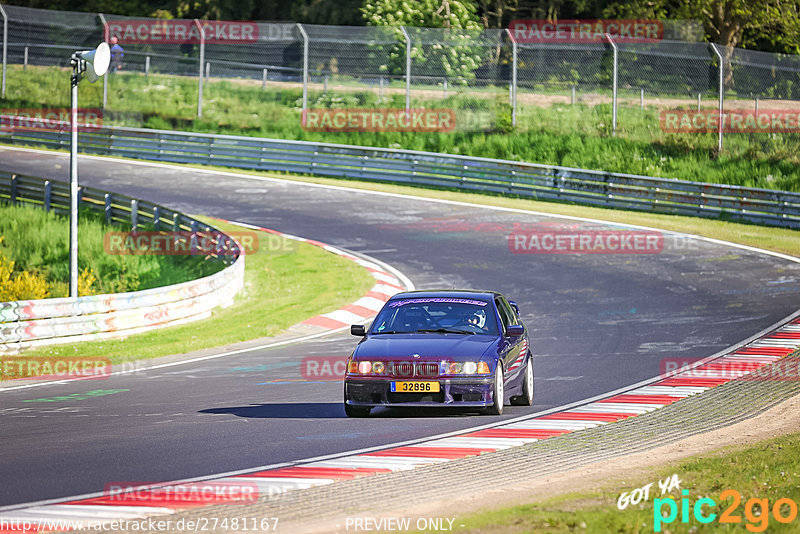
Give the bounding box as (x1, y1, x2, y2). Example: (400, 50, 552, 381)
(227, 77, 797, 111)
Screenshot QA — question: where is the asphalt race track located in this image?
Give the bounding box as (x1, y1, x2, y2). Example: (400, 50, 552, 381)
(1, 147, 799, 507)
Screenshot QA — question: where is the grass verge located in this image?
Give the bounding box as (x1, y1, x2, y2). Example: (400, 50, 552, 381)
(4, 65, 800, 191)
(437, 431, 800, 533)
(7, 217, 374, 367)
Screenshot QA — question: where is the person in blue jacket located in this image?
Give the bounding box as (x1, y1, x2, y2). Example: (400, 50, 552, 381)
(109, 36, 124, 73)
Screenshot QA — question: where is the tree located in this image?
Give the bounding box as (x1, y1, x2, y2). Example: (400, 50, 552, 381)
(475, 0, 518, 28)
(362, 0, 482, 28)
(602, 0, 800, 90)
(362, 0, 485, 83)
(602, 0, 800, 54)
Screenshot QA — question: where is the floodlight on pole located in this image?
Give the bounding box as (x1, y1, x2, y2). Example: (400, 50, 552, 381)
(69, 42, 110, 298)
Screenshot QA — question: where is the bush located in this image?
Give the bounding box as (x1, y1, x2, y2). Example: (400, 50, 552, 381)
(0, 203, 222, 300)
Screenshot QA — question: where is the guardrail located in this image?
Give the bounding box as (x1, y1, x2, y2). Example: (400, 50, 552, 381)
(0, 170, 245, 349)
(1, 116, 800, 229)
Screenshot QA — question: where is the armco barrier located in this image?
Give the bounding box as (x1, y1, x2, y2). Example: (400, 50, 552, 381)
(1, 116, 799, 228)
(0, 171, 244, 349)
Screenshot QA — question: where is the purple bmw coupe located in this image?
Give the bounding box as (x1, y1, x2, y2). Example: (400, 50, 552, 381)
(344, 290, 533, 417)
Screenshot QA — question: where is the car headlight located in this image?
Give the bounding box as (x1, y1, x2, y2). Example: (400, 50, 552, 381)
(447, 361, 491, 375)
(347, 359, 387, 375)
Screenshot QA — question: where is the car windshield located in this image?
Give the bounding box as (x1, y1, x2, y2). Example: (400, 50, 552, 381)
(370, 297, 497, 335)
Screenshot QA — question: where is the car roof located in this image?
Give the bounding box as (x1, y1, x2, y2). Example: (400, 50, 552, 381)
(387, 289, 501, 302)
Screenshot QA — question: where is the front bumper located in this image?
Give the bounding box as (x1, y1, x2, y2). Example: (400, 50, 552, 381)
(344, 376, 493, 408)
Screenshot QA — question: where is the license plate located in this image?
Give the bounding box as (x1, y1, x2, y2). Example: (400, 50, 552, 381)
(391, 381, 440, 393)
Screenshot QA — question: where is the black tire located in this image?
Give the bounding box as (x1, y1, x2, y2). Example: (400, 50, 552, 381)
(511, 354, 534, 406)
(344, 402, 371, 418)
(483, 362, 504, 415)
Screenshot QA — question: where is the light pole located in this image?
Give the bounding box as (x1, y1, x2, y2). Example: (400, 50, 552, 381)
(69, 42, 110, 298)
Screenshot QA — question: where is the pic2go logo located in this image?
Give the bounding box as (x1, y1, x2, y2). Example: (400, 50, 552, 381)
(654, 490, 799, 532)
(301, 356, 347, 381)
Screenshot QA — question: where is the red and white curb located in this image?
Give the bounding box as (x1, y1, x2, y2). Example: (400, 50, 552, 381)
(218, 220, 408, 332)
(2, 316, 798, 531)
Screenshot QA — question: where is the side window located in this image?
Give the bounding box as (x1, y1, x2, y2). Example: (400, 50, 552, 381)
(498, 297, 518, 326)
(495, 298, 512, 331)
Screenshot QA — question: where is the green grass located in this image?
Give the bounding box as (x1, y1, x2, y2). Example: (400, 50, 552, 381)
(0, 202, 220, 296)
(12, 217, 375, 366)
(5, 65, 800, 192)
(434, 432, 800, 533)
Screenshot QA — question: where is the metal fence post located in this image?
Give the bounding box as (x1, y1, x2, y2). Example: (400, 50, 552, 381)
(99, 14, 109, 110)
(145, 56, 150, 76)
(401, 26, 411, 111)
(44, 180, 51, 212)
(104, 193, 112, 224)
(506, 28, 517, 127)
(606, 33, 618, 135)
(194, 19, 205, 118)
(1, 5, 8, 99)
(711, 43, 724, 153)
(262, 68, 267, 89)
(130, 199, 138, 231)
(297, 23, 309, 114)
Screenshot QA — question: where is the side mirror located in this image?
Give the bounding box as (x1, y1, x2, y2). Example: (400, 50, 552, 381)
(351, 324, 366, 336)
(509, 300, 520, 314)
(506, 324, 524, 337)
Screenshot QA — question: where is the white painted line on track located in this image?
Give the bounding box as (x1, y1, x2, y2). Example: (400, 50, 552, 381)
(504, 420, 603, 430)
(416, 437, 537, 448)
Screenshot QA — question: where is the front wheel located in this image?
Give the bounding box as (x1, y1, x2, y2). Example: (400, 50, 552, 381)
(482, 362, 504, 415)
(511, 354, 534, 406)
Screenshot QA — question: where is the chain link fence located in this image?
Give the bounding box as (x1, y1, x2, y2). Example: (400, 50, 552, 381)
(1, 5, 799, 150)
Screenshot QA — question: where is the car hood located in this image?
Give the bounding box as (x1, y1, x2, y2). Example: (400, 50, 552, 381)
(353, 334, 497, 361)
